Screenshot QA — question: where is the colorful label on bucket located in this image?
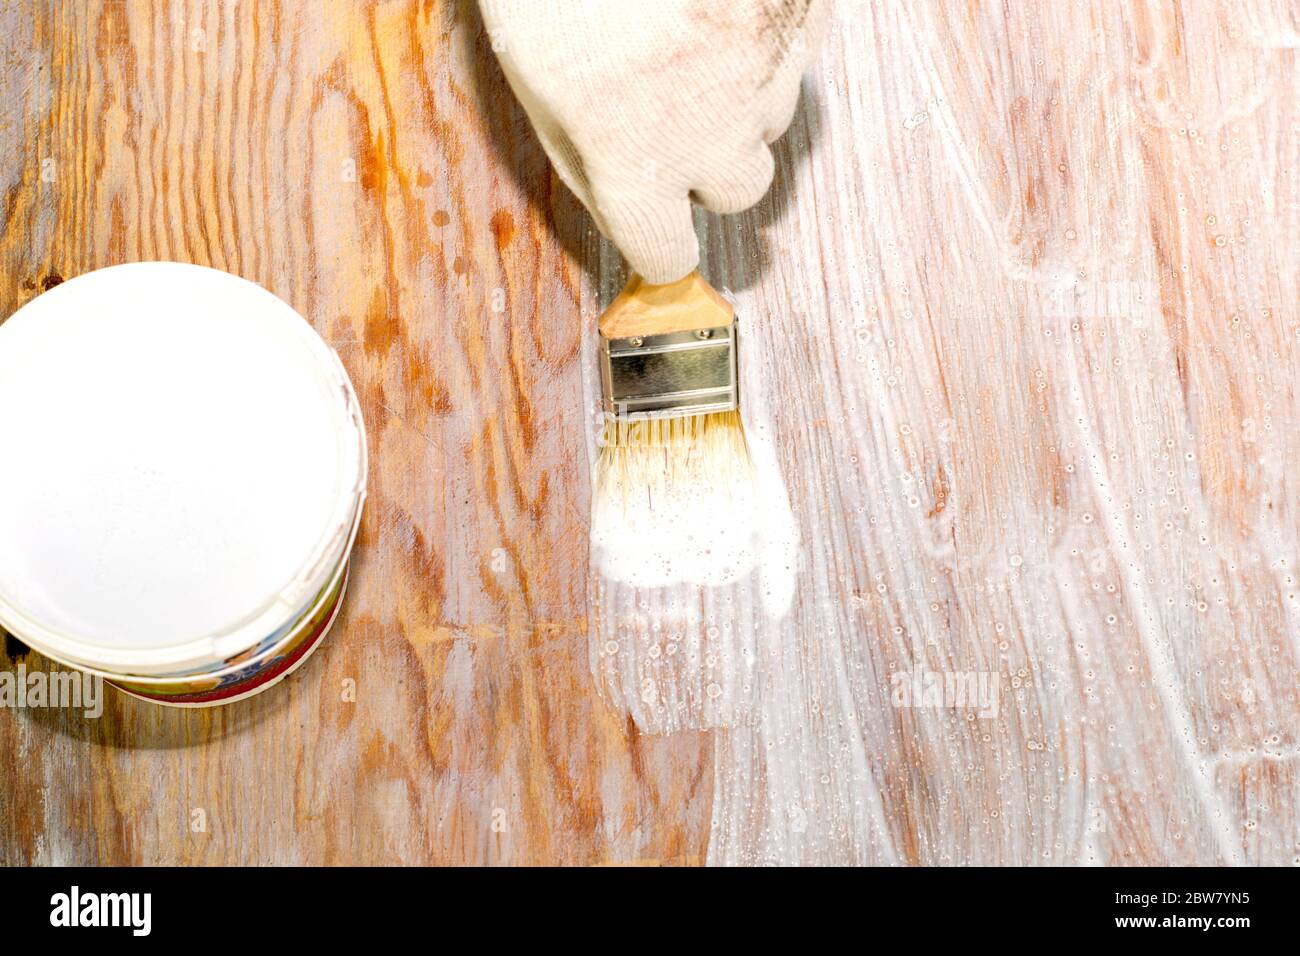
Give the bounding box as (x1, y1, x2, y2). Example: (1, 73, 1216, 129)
(108, 565, 349, 706)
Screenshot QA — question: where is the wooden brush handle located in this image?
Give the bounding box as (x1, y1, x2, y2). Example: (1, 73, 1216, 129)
(598, 271, 734, 340)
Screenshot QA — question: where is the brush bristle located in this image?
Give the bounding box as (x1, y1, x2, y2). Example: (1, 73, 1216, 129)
(592, 409, 759, 588)
(596, 410, 753, 492)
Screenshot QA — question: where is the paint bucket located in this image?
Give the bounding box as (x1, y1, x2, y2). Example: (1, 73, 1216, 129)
(0, 262, 367, 707)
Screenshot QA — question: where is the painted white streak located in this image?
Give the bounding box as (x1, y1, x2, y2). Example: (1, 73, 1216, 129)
(584, 0, 1299, 864)
(1061, 347, 1244, 865)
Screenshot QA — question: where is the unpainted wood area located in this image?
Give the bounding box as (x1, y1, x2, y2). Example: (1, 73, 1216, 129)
(1, 0, 1298, 865)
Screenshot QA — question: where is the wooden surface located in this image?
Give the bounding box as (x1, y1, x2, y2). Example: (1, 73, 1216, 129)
(1, 0, 1297, 865)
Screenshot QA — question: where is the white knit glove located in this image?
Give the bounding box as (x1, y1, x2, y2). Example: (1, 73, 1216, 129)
(479, 0, 827, 283)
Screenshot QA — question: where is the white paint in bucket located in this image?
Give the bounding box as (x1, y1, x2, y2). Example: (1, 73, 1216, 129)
(0, 262, 367, 702)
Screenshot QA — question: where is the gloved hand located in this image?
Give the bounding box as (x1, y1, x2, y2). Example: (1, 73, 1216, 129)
(479, 0, 827, 284)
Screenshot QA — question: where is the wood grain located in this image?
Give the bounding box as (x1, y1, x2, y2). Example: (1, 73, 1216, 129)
(0, 0, 711, 866)
(2, 0, 1297, 865)
(681, 0, 1299, 865)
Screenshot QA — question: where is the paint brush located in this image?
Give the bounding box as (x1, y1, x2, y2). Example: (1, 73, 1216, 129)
(596, 270, 752, 494)
(591, 270, 763, 732)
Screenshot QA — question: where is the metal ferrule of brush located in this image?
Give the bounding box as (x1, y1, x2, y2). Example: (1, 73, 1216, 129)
(600, 320, 739, 420)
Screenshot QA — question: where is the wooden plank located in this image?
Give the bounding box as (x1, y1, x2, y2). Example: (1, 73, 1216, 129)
(0, 0, 711, 866)
(2, 0, 1297, 866)
(672, 0, 1297, 865)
